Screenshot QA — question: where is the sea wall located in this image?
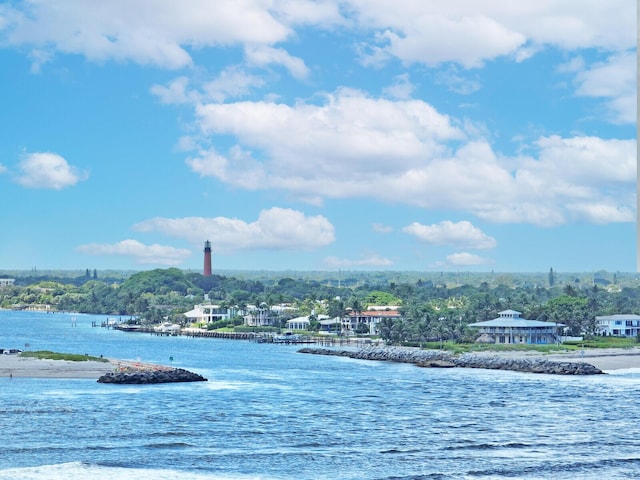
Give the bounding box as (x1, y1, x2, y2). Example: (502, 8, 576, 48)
(97, 367, 208, 384)
(297, 346, 604, 375)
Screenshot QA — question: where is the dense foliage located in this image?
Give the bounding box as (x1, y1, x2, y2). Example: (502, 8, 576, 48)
(2, 269, 640, 344)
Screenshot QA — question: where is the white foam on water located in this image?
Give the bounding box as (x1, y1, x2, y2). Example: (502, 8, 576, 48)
(40, 386, 146, 398)
(602, 367, 640, 377)
(203, 379, 261, 391)
(0, 462, 278, 480)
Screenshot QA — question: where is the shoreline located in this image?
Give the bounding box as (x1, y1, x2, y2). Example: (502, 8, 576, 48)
(300, 345, 640, 374)
(0, 354, 170, 379)
(474, 347, 640, 372)
(3, 346, 640, 379)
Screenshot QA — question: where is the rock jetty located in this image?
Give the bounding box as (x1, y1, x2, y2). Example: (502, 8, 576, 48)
(97, 367, 207, 384)
(298, 346, 604, 375)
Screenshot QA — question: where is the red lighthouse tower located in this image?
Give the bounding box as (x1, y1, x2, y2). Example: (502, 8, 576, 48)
(203, 240, 212, 276)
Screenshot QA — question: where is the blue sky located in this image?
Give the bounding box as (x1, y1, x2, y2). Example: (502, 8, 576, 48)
(0, 1, 636, 273)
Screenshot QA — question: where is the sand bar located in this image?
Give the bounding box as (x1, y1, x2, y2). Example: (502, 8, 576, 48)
(0, 354, 169, 379)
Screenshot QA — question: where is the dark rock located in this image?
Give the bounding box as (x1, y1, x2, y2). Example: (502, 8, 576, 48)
(417, 360, 457, 368)
(97, 367, 207, 384)
(298, 347, 604, 375)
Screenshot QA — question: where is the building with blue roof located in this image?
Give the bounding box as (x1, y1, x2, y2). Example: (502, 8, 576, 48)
(468, 310, 564, 345)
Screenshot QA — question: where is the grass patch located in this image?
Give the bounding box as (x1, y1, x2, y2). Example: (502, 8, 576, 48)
(414, 341, 575, 355)
(412, 337, 640, 354)
(563, 337, 638, 349)
(19, 350, 109, 363)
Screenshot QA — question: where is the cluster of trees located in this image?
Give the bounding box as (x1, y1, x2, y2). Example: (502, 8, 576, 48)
(2, 268, 640, 344)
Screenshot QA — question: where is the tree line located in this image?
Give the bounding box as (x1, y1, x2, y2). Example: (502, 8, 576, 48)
(2, 268, 639, 343)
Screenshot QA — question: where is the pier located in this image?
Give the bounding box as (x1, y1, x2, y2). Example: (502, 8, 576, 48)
(106, 324, 374, 347)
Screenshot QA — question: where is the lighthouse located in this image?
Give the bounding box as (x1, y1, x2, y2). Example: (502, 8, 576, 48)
(203, 240, 212, 276)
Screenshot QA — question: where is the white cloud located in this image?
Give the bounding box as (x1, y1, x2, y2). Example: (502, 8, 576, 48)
(186, 89, 636, 227)
(274, 0, 345, 26)
(372, 223, 393, 233)
(565, 202, 634, 224)
(508, 135, 636, 224)
(532, 135, 636, 186)
(351, 1, 635, 67)
(28, 48, 53, 74)
(191, 88, 463, 188)
(376, 15, 526, 69)
(1, 0, 292, 69)
(150, 76, 195, 105)
(176, 135, 199, 152)
(245, 45, 310, 79)
(76, 239, 191, 266)
(187, 145, 266, 190)
(0, 163, 6, 174)
(2, 1, 634, 74)
(574, 51, 637, 124)
(133, 207, 335, 252)
(443, 252, 492, 267)
(557, 55, 585, 74)
(403, 221, 496, 249)
(15, 152, 87, 189)
(435, 68, 481, 95)
(202, 66, 267, 102)
(324, 253, 393, 268)
(151, 68, 267, 106)
(383, 73, 415, 100)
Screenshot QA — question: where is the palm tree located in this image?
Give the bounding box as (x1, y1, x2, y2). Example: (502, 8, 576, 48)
(328, 297, 347, 334)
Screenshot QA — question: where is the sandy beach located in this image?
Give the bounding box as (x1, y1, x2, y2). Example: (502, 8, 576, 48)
(0, 354, 169, 379)
(471, 346, 640, 372)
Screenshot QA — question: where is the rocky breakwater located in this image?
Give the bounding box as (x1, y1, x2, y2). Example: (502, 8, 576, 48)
(297, 346, 604, 375)
(97, 367, 207, 384)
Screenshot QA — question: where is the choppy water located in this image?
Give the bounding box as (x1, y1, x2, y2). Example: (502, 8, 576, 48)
(1, 310, 640, 479)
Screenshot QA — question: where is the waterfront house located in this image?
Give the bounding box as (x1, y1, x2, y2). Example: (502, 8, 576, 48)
(468, 309, 564, 345)
(343, 307, 402, 335)
(319, 317, 342, 333)
(596, 314, 640, 337)
(286, 314, 329, 331)
(243, 304, 278, 327)
(183, 304, 233, 324)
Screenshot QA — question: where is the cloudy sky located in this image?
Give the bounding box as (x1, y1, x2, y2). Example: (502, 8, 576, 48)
(0, 1, 636, 273)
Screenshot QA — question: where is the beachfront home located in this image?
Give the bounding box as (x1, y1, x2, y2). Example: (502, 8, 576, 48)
(183, 304, 234, 324)
(595, 314, 640, 337)
(243, 304, 277, 327)
(319, 317, 342, 334)
(343, 307, 402, 335)
(286, 314, 329, 331)
(468, 309, 564, 345)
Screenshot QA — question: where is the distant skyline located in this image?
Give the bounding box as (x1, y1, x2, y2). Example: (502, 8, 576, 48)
(0, 1, 636, 273)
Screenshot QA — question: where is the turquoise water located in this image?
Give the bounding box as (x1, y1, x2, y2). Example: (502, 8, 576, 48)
(1, 310, 640, 479)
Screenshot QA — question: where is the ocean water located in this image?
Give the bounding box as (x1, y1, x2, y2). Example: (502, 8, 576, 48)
(1, 310, 640, 480)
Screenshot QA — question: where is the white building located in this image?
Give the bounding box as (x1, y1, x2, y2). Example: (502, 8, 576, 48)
(596, 314, 640, 337)
(183, 304, 233, 323)
(468, 309, 564, 345)
(343, 308, 402, 335)
(286, 314, 329, 331)
(0, 278, 15, 287)
(243, 304, 275, 327)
